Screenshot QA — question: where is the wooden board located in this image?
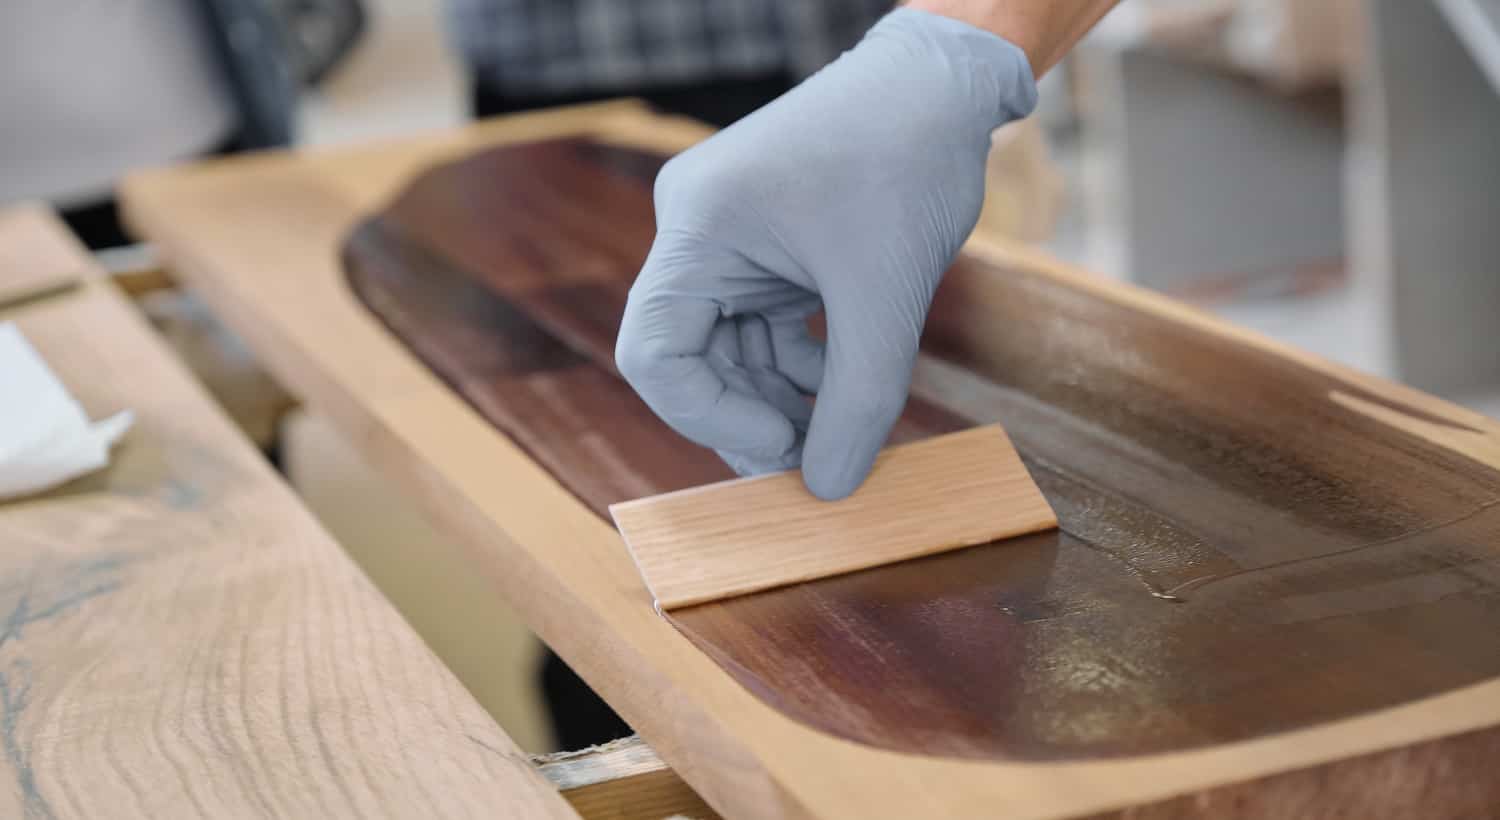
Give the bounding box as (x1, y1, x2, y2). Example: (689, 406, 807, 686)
(0, 207, 80, 308)
(119, 102, 1500, 819)
(611, 425, 1056, 609)
(535, 735, 721, 820)
(0, 206, 577, 819)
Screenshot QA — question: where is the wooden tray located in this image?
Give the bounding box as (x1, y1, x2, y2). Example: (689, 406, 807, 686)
(123, 102, 1500, 819)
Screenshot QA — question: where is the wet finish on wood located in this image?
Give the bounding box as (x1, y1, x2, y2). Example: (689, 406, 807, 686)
(341, 138, 1500, 765)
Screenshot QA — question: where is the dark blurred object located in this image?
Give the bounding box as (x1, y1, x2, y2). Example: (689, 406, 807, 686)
(197, 0, 299, 149)
(265, 0, 368, 86)
(540, 653, 633, 750)
(195, 0, 369, 150)
(452, 0, 887, 128)
(62, 201, 137, 255)
(473, 73, 793, 129)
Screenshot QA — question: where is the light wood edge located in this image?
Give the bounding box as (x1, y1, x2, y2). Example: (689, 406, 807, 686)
(110, 266, 177, 298)
(0, 203, 86, 309)
(0, 278, 80, 312)
(650, 514, 1058, 610)
(92, 242, 179, 297)
(611, 425, 1058, 610)
(536, 736, 722, 820)
(960, 232, 1500, 471)
(606, 425, 1011, 512)
(116, 104, 1500, 820)
(304, 100, 693, 214)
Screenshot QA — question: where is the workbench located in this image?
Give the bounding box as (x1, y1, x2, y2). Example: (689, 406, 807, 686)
(0, 205, 710, 818)
(114, 102, 1500, 818)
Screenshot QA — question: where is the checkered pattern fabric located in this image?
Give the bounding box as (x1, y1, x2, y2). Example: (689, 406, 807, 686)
(446, 0, 893, 96)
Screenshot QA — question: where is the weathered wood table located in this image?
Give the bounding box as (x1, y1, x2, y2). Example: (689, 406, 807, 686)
(0, 205, 708, 819)
(120, 102, 1500, 819)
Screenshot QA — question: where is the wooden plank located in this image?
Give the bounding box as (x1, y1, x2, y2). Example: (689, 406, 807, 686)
(536, 735, 721, 820)
(118, 104, 1500, 819)
(111, 267, 177, 298)
(0, 208, 576, 819)
(0, 205, 81, 307)
(611, 425, 1056, 609)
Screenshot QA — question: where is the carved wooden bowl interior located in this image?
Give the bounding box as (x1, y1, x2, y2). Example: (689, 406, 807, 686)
(342, 138, 1500, 761)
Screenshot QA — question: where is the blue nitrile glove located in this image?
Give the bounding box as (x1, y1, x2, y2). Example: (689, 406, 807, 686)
(615, 8, 1037, 500)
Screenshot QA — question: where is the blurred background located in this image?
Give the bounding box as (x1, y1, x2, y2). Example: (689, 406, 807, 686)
(5, 0, 1498, 753)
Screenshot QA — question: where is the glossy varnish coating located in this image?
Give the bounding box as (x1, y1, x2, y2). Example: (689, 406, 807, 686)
(343, 139, 1500, 761)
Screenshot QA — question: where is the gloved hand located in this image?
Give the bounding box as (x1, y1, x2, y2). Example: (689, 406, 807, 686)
(615, 8, 1037, 500)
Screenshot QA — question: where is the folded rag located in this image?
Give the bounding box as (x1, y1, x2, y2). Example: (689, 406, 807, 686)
(0, 322, 133, 500)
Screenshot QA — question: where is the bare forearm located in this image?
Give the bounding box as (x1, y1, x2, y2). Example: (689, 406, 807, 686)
(905, 0, 1121, 74)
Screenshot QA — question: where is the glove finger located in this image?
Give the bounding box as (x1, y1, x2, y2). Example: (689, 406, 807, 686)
(766, 314, 826, 394)
(617, 284, 796, 460)
(705, 317, 759, 398)
(800, 297, 921, 500)
(705, 322, 803, 476)
(738, 315, 814, 432)
(716, 447, 802, 478)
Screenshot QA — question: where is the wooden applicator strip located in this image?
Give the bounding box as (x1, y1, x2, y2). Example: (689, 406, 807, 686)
(610, 424, 1058, 610)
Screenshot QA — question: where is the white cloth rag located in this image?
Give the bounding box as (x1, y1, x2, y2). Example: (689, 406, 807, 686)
(0, 322, 133, 499)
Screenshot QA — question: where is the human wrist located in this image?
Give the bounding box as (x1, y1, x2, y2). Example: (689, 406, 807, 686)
(905, 0, 1119, 74)
(906, 0, 1041, 67)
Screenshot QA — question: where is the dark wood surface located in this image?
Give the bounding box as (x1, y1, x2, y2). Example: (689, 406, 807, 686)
(343, 139, 1500, 764)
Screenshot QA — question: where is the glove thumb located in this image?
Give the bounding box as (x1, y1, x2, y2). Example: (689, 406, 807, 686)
(799, 297, 924, 501)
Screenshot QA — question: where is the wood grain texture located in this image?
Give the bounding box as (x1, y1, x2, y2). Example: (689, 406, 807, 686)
(611, 425, 1056, 609)
(0, 209, 576, 819)
(536, 736, 720, 820)
(119, 103, 1500, 819)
